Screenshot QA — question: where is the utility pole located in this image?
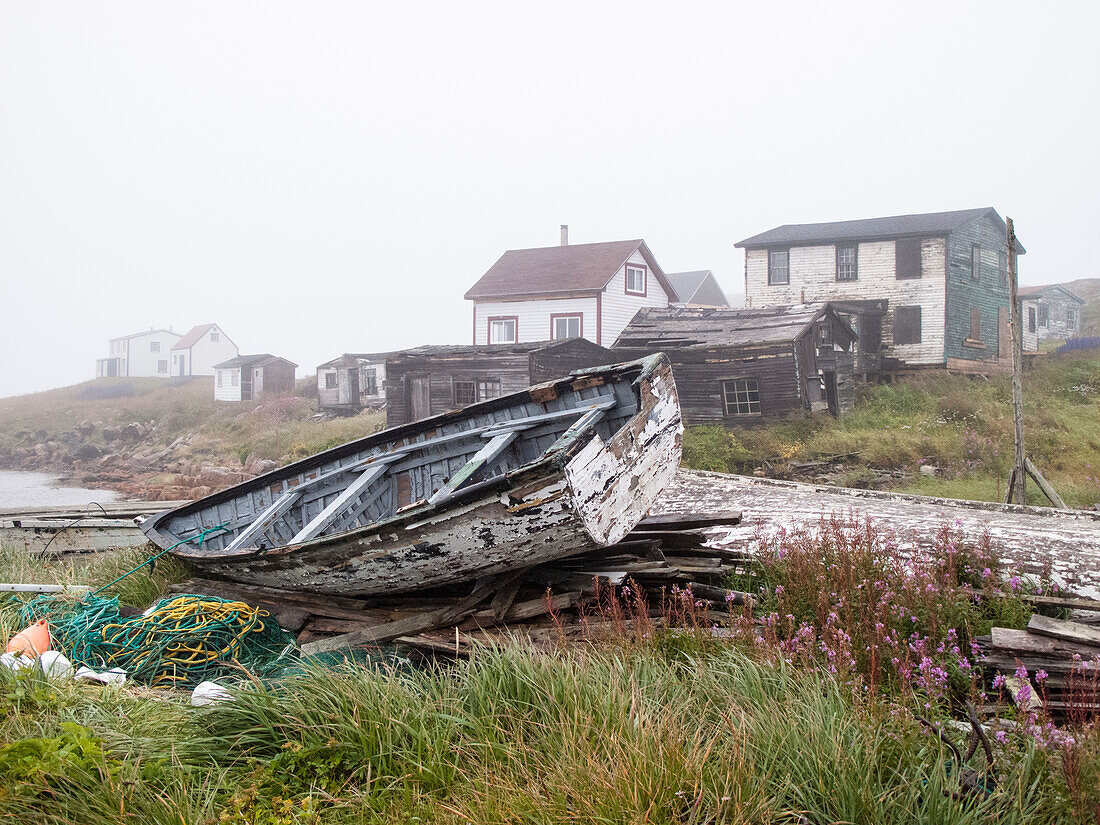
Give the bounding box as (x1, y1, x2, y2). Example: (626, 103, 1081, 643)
(1008, 217, 1027, 505)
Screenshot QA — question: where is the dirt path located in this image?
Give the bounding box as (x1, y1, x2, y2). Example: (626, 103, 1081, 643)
(656, 470, 1100, 600)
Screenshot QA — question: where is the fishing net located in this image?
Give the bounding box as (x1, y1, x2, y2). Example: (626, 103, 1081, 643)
(20, 594, 298, 688)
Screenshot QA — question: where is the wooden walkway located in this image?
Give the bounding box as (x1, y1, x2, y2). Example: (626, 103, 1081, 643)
(655, 470, 1100, 600)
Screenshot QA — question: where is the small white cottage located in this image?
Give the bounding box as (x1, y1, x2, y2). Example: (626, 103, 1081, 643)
(214, 354, 297, 402)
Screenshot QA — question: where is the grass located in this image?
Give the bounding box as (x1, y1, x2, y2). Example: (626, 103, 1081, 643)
(682, 350, 1100, 508)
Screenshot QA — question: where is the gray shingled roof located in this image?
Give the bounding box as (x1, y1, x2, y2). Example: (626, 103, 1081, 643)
(735, 207, 1025, 253)
(389, 339, 613, 359)
(214, 353, 297, 370)
(317, 352, 391, 370)
(665, 270, 729, 306)
(613, 305, 850, 349)
(1017, 284, 1083, 302)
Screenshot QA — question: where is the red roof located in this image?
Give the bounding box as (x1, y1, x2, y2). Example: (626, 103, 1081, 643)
(464, 239, 671, 300)
(171, 323, 216, 351)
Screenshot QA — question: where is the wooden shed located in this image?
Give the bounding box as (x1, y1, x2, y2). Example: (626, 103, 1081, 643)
(214, 354, 297, 403)
(317, 353, 389, 413)
(611, 304, 858, 426)
(385, 339, 615, 427)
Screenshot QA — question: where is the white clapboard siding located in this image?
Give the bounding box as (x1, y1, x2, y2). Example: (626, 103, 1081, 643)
(598, 250, 671, 348)
(1021, 299, 1039, 352)
(105, 330, 181, 378)
(473, 297, 598, 345)
(214, 368, 242, 402)
(185, 324, 240, 376)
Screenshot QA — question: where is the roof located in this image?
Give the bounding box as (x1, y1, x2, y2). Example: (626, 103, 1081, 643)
(613, 304, 854, 349)
(1017, 284, 1084, 302)
(317, 352, 391, 370)
(464, 239, 673, 300)
(110, 329, 180, 341)
(389, 339, 613, 360)
(736, 207, 1026, 253)
(213, 354, 297, 370)
(664, 270, 730, 306)
(171, 323, 216, 350)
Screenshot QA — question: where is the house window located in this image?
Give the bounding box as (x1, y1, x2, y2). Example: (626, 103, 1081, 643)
(476, 378, 502, 400)
(970, 308, 982, 341)
(157, 359, 167, 373)
(894, 306, 922, 345)
(971, 244, 981, 281)
(453, 380, 475, 406)
(998, 251, 1008, 287)
(1028, 307, 1037, 333)
(1067, 306, 1078, 329)
(488, 317, 518, 344)
(767, 250, 789, 285)
(217, 370, 223, 388)
(895, 238, 922, 279)
(721, 378, 761, 417)
(324, 372, 337, 389)
(231, 370, 239, 387)
(836, 245, 857, 282)
(551, 314, 582, 339)
(150, 341, 160, 353)
(210, 332, 220, 342)
(625, 265, 647, 295)
(1038, 304, 1049, 327)
(362, 368, 377, 396)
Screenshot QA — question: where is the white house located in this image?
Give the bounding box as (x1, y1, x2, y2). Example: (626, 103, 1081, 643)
(316, 353, 389, 413)
(464, 232, 674, 348)
(95, 329, 182, 378)
(171, 323, 239, 377)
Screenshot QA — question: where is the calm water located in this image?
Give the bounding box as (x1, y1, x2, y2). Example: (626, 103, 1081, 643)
(0, 470, 119, 509)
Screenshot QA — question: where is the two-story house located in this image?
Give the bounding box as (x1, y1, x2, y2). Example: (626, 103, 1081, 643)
(464, 234, 674, 348)
(735, 208, 1026, 373)
(96, 329, 182, 378)
(1018, 285, 1084, 345)
(171, 323, 239, 377)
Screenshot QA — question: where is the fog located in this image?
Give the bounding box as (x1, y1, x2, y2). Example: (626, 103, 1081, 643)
(2, 1, 1097, 398)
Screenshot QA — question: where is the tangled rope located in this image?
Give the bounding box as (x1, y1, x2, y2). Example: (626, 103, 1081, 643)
(21, 594, 297, 688)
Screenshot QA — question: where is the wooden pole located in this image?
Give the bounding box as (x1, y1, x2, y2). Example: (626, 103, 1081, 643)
(1007, 217, 1027, 505)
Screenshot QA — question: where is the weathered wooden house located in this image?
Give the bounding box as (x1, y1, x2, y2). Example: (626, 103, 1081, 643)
(1018, 285, 1084, 344)
(736, 208, 1026, 373)
(385, 339, 615, 427)
(172, 323, 239, 377)
(464, 231, 674, 347)
(665, 270, 730, 307)
(214, 354, 297, 402)
(316, 353, 389, 413)
(611, 304, 858, 425)
(96, 328, 181, 378)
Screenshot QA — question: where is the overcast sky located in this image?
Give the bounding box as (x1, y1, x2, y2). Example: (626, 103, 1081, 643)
(2, 1, 1098, 398)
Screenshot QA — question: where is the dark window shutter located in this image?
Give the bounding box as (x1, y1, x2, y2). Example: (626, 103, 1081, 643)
(894, 306, 922, 345)
(895, 238, 922, 279)
(970, 308, 981, 340)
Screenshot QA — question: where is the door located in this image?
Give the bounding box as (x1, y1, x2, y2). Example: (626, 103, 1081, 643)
(823, 372, 839, 416)
(241, 370, 253, 402)
(408, 375, 431, 422)
(347, 369, 360, 407)
(179, 356, 186, 377)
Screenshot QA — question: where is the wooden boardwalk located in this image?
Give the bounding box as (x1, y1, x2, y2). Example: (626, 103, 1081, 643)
(655, 470, 1100, 600)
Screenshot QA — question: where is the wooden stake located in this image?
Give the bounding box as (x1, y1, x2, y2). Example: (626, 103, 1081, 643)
(1024, 456, 1068, 509)
(1007, 217, 1027, 505)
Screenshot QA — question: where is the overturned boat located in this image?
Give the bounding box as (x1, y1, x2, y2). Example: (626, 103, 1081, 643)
(141, 355, 683, 596)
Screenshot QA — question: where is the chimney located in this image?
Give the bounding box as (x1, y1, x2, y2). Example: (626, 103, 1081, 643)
(560, 225, 568, 246)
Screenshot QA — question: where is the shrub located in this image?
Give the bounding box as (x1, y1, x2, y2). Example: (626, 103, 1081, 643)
(681, 426, 752, 473)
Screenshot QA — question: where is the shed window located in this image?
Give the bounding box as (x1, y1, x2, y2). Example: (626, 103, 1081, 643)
(998, 251, 1008, 287)
(210, 332, 220, 342)
(1067, 306, 1078, 329)
(150, 341, 160, 353)
(453, 381, 475, 406)
(970, 308, 981, 341)
(894, 306, 922, 345)
(971, 244, 981, 282)
(157, 359, 167, 374)
(362, 368, 377, 396)
(1038, 304, 1049, 327)
(552, 314, 582, 339)
(895, 238, 922, 279)
(836, 245, 857, 281)
(767, 250, 789, 285)
(231, 370, 239, 387)
(1028, 307, 1036, 333)
(721, 378, 761, 417)
(217, 370, 223, 388)
(324, 372, 337, 389)
(476, 378, 502, 400)
(489, 317, 517, 344)
(625, 265, 647, 295)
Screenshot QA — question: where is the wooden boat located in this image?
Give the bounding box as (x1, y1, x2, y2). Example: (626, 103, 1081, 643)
(140, 355, 683, 596)
(0, 501, 188, 556)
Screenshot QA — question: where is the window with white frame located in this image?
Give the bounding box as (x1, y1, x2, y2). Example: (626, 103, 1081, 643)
(489, 318, 517, 344)
(1067, 306, 1078, 329)
(231, 370, 239, 387)
(768, 250, 789, 285)
(157, 359, 167, 373)
(836, 245, 857, 281)
(552, 315, 582, 339)
(150, 341, 160, 352)
(362, 368, 377, 396)
(324, 372, 337, 389)
(625, 265, 647, 295)
(720, 378, 761, 417)
(217, 370, 223, 388)
(453, 381, 475, 406)
(210, 332, 220, 342)
(1038, 304, 1049, 327)
(476, 378, 502, 400)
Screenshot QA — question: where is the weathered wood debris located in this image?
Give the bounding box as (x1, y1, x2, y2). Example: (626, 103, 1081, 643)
(167, 510, 748, 659)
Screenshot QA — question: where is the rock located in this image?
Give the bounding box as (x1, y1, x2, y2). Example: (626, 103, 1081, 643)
(919, 465, 938, 477)
(74, 444, 101, 460)
(252, 459, 276, 476)
(34, 429, 47, 441)
(76, 420, 95, 436)
(121, 423, 143, 442)
(34, 443, 52, 459)
(102, 427, 122, 442)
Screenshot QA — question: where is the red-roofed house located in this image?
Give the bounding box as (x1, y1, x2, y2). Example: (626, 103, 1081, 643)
(171, 322, 239, 377)
(464, 232, 674, 347)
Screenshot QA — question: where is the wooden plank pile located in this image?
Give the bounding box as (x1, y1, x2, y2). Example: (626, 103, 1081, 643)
(166, 510, 750, 660)
(978, 600, 1100, 718)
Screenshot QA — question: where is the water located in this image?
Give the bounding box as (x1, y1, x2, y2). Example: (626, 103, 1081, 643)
(0, 470, 119, 509)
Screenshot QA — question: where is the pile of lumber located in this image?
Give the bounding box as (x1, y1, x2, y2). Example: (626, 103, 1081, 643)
(978, 600, 1100, 718)
(166, 510, 750, 660)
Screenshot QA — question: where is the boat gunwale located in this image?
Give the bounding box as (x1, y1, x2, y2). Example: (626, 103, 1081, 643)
(141, 355, 671, 559)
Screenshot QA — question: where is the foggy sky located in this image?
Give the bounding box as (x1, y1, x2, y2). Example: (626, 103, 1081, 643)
(2, 1, 1098, 398)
